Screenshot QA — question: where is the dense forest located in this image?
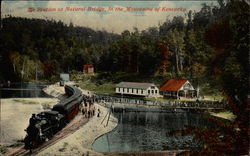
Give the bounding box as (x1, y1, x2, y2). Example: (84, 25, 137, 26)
(0, 2, 238, 84)
(0, 0, 249, 154)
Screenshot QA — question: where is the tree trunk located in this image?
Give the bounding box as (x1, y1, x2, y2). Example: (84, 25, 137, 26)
(180, 54, 183, 71)
(175, 46, 180, 75)
(13, 61, 16, 72)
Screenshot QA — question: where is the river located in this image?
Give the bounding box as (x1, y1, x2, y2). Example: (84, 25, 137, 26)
(92, 108, 214, 153)
(0, 82, 51, 98)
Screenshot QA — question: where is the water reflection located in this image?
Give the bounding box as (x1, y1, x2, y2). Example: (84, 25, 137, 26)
(92, 110, 212, 152)
(0, 82, 51, 98)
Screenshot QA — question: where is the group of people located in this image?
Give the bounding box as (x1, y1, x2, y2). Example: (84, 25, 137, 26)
(80, 95, 101, 118)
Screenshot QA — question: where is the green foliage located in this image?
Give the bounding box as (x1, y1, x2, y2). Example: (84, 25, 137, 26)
(79, 82, 116, 95)
(1, 14, 218, 83)
(182, 1, 249, 155)
(73, 72, 170, 95)
(0, 145, 8, 154)
(0, 17, 118, 82)
(8, 142, 23, 148)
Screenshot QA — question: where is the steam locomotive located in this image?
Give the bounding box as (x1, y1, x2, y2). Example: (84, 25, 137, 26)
(24, 85, 84, 149)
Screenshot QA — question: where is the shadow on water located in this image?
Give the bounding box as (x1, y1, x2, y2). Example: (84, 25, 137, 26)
(92, 108, 214, 153)
(0, 82, 52, 98)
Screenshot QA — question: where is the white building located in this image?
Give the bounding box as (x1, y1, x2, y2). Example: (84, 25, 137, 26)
(115, 82, 160, 97)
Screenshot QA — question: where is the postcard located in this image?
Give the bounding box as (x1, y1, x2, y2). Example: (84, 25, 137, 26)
(0, 0, 249, 155)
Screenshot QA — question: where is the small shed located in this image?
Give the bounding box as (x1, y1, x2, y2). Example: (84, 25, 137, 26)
(116, 82, 160, 97)
(83, 64, 94, 74)
(160, 79, 195, 99)
(59, 73, 70, 86)
(60, 73, 70, 81)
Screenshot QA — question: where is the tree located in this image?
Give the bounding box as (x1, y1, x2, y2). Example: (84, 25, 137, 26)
(205, 1, 249, 154)
(182, 1, 249, 155)
(8, 51, 21, 73)
(156, 40, 172, 74)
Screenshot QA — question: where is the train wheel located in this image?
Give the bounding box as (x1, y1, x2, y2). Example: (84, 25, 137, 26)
(31, 141, 38, 148)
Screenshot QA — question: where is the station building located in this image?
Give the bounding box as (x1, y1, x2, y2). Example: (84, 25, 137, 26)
(83, 64, 94, 74)
(160, 79, 195, 99)
(115, 82, 160, 97)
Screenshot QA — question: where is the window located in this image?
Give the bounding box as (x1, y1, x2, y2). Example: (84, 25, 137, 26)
(148, 90, 150, 94)
(151, 86, 155, 89)
(127, 88, 129, 93)
(184, 83, 191, 90)
(152, 90, 154, 94)
(118, 88, 120, 92)
(136, 89, 138, 94)
(132, 89, 134, 93)
(141, 89, 143, 94)
(123, 88, 125, 92)
(155, 90, 157, 94)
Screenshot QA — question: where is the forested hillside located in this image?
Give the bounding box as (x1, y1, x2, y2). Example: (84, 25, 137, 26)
(0, 3, 228, 83)
(0, 17, 120, 82)
(0, 1, 248, 90)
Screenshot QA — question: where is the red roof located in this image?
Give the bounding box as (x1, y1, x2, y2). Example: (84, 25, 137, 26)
(83, 64, 93, 69)
(160, 79, 188, 92)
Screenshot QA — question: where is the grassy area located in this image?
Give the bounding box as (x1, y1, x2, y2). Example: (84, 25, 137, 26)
(209, 110, 236, 121)
(72, 72, 167, 86)
(202, 95, 223, 101)
(72, 72, 223, 101)
(73, 72, 169, 95)
(78, 82, 116, 95)
(7, 142, 23, 148)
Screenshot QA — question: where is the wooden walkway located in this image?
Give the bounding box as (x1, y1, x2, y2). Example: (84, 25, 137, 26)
(102, 102, 224, 112)
(95, 94, 226, 110)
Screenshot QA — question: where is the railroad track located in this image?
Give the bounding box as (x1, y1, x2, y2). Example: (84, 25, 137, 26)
(5, 114, 88, 156)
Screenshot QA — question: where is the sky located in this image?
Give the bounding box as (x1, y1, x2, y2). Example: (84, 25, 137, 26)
(2, 1, 218, 34)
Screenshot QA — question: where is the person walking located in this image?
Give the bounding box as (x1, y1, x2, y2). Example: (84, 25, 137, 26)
(97, 109, 101, 117)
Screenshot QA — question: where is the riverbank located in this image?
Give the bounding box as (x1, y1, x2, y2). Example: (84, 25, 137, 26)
(106, 150, 186, 156)
(209, 110, 235, 121)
